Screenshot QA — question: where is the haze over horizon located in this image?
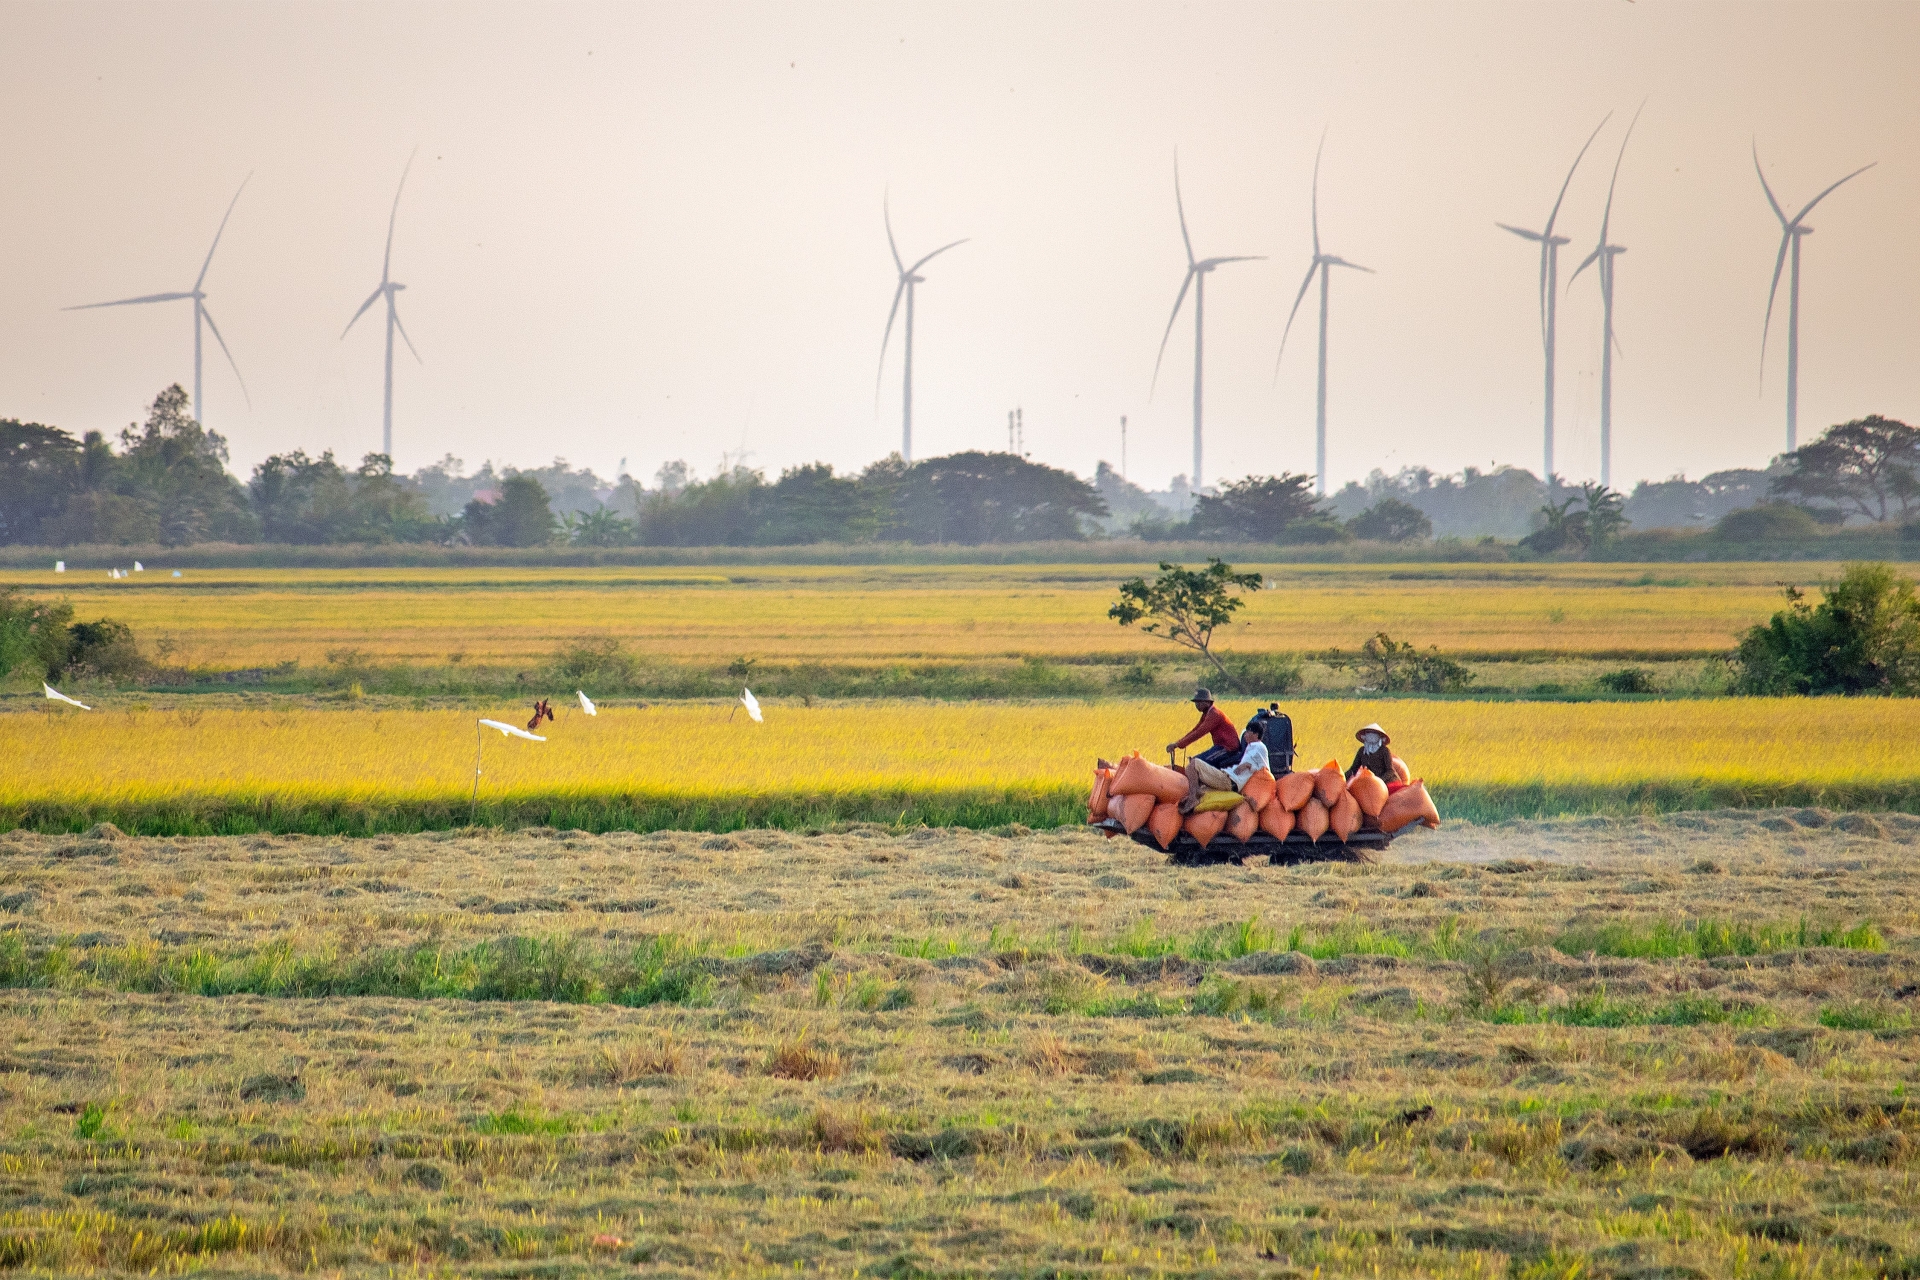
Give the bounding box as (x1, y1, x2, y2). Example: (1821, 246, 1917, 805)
(4, 0, 1915, 497)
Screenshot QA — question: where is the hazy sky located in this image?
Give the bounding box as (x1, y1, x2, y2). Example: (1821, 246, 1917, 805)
(4, 0, 1915, 494)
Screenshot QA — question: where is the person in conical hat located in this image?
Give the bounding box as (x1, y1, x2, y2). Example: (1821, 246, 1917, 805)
(1346, 722, 1394, 784)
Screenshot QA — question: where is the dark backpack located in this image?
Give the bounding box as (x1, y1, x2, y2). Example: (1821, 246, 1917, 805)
(1262, 706, 1296, 773)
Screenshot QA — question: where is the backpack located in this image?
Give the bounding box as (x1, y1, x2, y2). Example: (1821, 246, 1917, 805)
(1261, 705, 1296, 773)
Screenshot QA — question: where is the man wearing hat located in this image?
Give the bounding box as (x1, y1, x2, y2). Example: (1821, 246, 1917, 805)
(1346, 723, 1396, 784)
(1168, 688, 1243, 768)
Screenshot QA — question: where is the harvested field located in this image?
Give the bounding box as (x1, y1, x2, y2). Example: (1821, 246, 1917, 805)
(2, 812, 1918, 1276)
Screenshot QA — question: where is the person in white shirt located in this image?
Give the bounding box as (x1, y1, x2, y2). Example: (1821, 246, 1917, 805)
(1180, 719, 1270, 811)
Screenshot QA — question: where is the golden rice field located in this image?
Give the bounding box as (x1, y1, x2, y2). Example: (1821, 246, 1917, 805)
(0, 561, 1819, 670)
(5, 697, 1916, 832)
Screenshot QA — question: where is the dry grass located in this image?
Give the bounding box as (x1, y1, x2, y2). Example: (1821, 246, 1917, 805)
(1, 812, 1919, 1274)
(2, 561, 1821, 671)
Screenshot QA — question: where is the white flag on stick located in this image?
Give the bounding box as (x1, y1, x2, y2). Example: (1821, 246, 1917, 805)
(577, 690, 596, 716)
(479, 719, 546, 742)
(741, 688, 763, 723)
(44, 683, 91, 710)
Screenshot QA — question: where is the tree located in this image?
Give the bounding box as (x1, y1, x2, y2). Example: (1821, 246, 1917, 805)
(892, 452, 1107, 543)
(562, 507, 635, 547)
(634, 466, 766, 546)
(1519, 484, 1625, 555)
(1189, 473, 1341, 543)
(112, 385, 257, 545)
(0, 421, 82, 544)
(761, 463, 883, 544)
(1345, 496, 1432, 543)
(463, 474, 556, 546)
(1578, 482, 1628, 547)
(1732, 562, 1920, 695)
(1108, 559, 1263, 689)
(0, 590, 75, 680)
(249, 450, 435, 543)
(1771, 415, 1920, 524)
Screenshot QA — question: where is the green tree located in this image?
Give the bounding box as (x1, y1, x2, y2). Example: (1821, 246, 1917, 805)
(1190, 473, 1341, 543)
(1325, 632, 1474, 693)
(892, 452, 1106, 544)
(1732, 562, 1920, 695)
(761, 463, 883, 544)
(1108, 559, 1263, 689)
(634, 466, 767, 546)
(0, 590, 75, 681)
(1345, 496, 1432, 543)
(0, 421, 85, 544)
(1772, 415, 1920, 524)
(463, 474, 557, 547)
(562, 507, 635, 547)
(111, 385, 257, 545)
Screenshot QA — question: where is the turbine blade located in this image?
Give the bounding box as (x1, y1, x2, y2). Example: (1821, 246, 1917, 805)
(1173, 155, 1195, 268)
(1497, 223, 1546, 241)
(391, 299, 423, 364)
(198, 304, 251, 407)
(1329, 257, 1374, 273)
(875, 278, 908, 403)
(341, 285, 384, 339)
(1570, 246, 1601, 282)
(1760, 229, 1791, 387)
(64, 292, 195, 310)
(1202, 255, 1265, 267)
(884, 191, 904, 275)
(908, 238, 968, 274)
(1595, 100, 1643, 245)
(1752, 142, 1791, 228)
(1544, 112, 1612, 236)
(1311, 129, 1326, 257)
(1792, 160, 1877, 226)
(1150, 268, 1196, 397)
(1272, 259, 1319, 382)
(385, 146, 417, 282)
(194, 172, 252, 290)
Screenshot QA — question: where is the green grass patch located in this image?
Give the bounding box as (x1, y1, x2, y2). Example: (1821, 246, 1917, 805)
(1489, 991, 1778, 1028)
(1819, 1001, 1916, 1031)
(1555, 917, 1883, 959)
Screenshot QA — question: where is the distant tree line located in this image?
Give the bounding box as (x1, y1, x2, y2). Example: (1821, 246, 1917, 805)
(4, 386, 1914, 550)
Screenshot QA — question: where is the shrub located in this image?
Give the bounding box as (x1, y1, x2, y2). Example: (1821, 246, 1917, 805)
(1345, 497, 1432, 542)
(1732, 562, 1920, 695)
(1595, 667, 1657, 694)
(1224, 651, 1303, 696)
(0, 590, 75, 680)
(549, 636, 640, 689)
(1714, 502, 1823, 542)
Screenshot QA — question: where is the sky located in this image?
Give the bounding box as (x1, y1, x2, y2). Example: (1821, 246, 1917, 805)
(3, 0, 1916, 496)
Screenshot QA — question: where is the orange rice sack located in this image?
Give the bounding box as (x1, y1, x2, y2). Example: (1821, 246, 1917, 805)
(1111, 754, 1189, 803)
(1089, 767, 1112, 823)
(1346, 768, 1388, 817)
(1240, 768, 1276, 812)
(1391, 755, 1411, 784)
(1298, 797, 1330, 841)
(1276, 770, 1316, 812)
(1379, 780, 1439, 833)
(1329, 791, 1361, 841)
(1107, 793, 1126, 822)
(1147, 801, 1182, 850)
(1225, 802, 1258, 843)
(1120, 792, 1156, 834)
(1312, 760, 1346, 807)
(1183, 808, 1228, 849)
(1258, 801, 1295, 841)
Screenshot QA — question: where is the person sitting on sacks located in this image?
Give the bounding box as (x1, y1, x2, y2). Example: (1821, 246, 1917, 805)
(1167, 687, 1242, 769)
(1180, 718, 1269, 812)
(1345, 723, 1401, 788)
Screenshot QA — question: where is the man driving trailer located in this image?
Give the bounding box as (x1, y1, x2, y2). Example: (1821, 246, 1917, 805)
(1167, 687, 1242, 767)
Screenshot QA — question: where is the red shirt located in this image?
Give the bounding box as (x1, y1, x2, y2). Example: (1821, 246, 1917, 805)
(1174, 705, 1238, 753)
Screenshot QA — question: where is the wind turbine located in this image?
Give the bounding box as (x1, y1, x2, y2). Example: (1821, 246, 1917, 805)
(1276, 135, 1372, 498)
(1151, 159, 1263, 492)
(1755, 146, 1876, 452)
(343, 150, 423, 459)
(1498, 114, 1610, 482)
(65, 175, 252, 425)
(876, 196, 966, 465)
(1570, 106, 1641, 490)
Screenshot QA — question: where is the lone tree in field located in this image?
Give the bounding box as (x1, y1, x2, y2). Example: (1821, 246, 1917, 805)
(1109, 559, 1262, 689)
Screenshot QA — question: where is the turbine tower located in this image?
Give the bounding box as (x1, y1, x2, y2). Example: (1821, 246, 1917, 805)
(1755, 146, 1876, 452)
(65, 175, 253, 425)
(1498, 114, 1609, 482)
(343, 150, 423, 459)
(1570, 106, 1641, 490)
(876, 196, 966, 465)
(1151, 159, 1262, 491)
(1276, 135, 1372, 497)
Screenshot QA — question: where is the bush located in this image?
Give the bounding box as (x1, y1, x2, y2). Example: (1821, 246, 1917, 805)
(1345, 497, 1432, 542)
(1714, 502, 1823, 542)
(1595, 667, 1657, 694)
(0, 590, 74, 680)
(1325, 632, 1474, 693)
(549, 636, 640, 690)
(1224, 652, 1304, 696)
(1733, 562, 1920, 695)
